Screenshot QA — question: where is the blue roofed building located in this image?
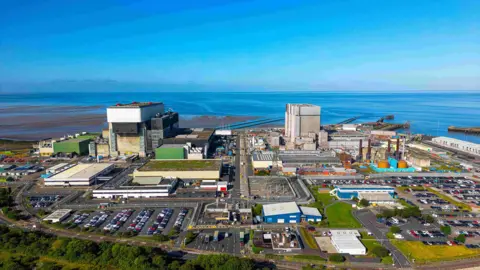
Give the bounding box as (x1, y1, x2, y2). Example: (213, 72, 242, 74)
(300, 206, 323, 222)
(262, 202, 302, 224)
(330, 185, 395, 201)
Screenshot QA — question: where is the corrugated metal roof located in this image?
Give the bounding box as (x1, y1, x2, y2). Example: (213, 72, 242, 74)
(300, 206, 322, 217)
(263, 202, 300, 216)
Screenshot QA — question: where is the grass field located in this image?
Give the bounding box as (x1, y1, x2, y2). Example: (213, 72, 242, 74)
(307, 186, 335, 215)
(391, 240, 480, 263)
(299, 227, 318, 249)
(326, 202, 361, 228)
(360, 232, 383, 256)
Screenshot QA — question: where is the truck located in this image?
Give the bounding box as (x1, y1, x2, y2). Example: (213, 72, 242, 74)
(214, 231, 219, 242)
(239, 232, 245, 246)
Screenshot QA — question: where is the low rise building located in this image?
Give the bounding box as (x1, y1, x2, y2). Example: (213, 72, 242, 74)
(330, 185, 395, 200)
(330, 230, 366, 255)
(358, 192, 395, 204)
(133, 159, 222, 181)
(299, 206, 323, 222)
(45, 163, 114, 186)
(263, 202, 301, 224)
(432, 136, 480, 157)
(43, 209, 72, 223)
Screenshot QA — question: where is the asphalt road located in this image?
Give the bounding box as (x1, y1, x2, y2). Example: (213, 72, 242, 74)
(354, 209, 411, 268)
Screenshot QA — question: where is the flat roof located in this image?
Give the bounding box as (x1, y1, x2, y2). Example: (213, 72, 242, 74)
(44, 209, 71, 220)
(300, 206, 322, 217)
(358, 192, 394, 201)
(109, 102, 163, 108)
(263, 202, 300, 217)
(55, 138, 90, 144)
(138, 159, 222, 171)
(159, 144, 185, 148)
(331, 230, 365, 252)
(336, 185, 394, 190)
(47, 163, 113, 181)
(331, 230, 361, 238)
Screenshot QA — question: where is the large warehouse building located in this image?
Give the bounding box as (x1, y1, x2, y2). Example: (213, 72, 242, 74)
(330, 230, 366, 255)
(133, 159, 222, 184)
(45, 163, 114, 186)
(262, 202, 323, 223)
(107, 102, 179, 157)
(432, 136, 480, 157)
(263, 202, 302, 224)
(285, 104, 321, 142)
(53, 138, 91, 156)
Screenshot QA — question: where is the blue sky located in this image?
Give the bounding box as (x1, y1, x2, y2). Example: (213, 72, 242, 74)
(1, 0, 479, 91)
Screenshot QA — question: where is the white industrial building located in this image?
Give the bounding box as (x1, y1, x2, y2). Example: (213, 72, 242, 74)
(45, 163, 114, 186)
(285, 104, 321, 142)
(432, 137, 480, 157)
(330, 230, 366, 255)
(43, 209, 72, 223)
(358, 192, 395, 204)
(92, 187, 171, 198)
(46, 163, 70, 174)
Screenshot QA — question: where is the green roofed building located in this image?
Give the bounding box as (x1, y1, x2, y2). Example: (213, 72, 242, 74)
(155, 144, 186, 160)
(53, 138, 91, 156)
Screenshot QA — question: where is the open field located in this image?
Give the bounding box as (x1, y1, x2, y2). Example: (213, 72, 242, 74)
(391, 240, 480, 263)
(307, 186, 335, 215)
(326, 202, 361, 228)
(360, 232, 383, 256)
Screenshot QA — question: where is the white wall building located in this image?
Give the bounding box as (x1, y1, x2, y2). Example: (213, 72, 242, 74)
(45, 163, 114, 186)
(432, 136, 480, 157)
(285, 104, 321, 142)
(43, 209, 72, 223)
(330, 230, 366, 255)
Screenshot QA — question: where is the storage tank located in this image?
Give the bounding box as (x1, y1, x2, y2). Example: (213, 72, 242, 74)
(378, 160, 390, 169)
(398, 160, 408, 168)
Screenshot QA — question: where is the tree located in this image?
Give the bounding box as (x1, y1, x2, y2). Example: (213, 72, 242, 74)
(423, 214, 435, 224)
(382, 209, 395, 219)
(376, 213, 383, 219)
(441, 225, 452, 236)
(372, 246, 389, 258)
(455, 234, 466, 243)
(390, 226, 401, 234)
(168, 261, 181, 270)
(329, 254, 345, 262)
(185, 231, 197, 245)
(252, 204, 263, 216)
(359, 199, 370, 207)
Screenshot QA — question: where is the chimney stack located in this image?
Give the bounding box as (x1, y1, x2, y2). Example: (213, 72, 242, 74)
(396, 138, 400, 160)
(358, 139, 363, 162)
(367, 139, 371, 161)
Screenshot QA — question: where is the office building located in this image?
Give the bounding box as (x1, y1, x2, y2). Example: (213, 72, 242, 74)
(330, 185, 395, 200)
(285, 104, 321, 142)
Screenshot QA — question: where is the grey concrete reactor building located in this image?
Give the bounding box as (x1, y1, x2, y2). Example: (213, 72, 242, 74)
(106, 102, 179, 157)
(285, 104, 321, 141)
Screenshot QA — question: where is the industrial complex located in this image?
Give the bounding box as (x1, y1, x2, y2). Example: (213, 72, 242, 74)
(3, 100, 480, 270)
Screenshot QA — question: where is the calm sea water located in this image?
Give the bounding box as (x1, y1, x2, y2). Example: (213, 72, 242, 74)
(1, 91, 480, 143)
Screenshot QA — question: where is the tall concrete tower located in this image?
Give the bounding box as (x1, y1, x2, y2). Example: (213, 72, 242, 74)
(285, 104, 321, 142)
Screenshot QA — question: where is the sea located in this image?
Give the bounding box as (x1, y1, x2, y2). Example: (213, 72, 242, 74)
(1, 91, 480, 143)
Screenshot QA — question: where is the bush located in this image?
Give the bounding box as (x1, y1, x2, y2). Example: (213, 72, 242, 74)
(390, 226, 401, 234)
(423, 214, 435, 223)
(441, 225, 451, 236)
(328, 254, 345, 262)
(359, 199, 370, 207)
(372, 246, 389, 258)
(455, 234, 466, 243)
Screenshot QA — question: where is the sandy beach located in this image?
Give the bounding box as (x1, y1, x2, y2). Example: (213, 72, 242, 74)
(0, 105, 258, 140)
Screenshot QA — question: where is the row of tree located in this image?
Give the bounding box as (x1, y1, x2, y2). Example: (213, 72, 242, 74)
(0, 225, 256, 270)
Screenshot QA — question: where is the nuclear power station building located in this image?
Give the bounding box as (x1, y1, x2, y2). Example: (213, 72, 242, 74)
(107, 102, 179, 157)
(284, 104, 321, 142)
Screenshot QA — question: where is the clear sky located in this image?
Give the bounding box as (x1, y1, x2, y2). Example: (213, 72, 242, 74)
(1, 0, 479, 91)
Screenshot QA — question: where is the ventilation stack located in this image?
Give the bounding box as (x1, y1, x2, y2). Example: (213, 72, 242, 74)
(358, 139, 363, 162)
(366, 139, 371, 161)
(386, 140, 391, 159)
(396, 138, 400, 160)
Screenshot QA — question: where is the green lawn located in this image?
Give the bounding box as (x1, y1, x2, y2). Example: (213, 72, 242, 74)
(360, 232, 383, 256)
(307, 186, 336, 215)
(139, 159, 222, 171)
(326, 202, 361, 228)
(391, 240, 480, 263)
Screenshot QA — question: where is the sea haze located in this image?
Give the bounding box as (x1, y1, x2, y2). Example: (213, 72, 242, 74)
(0, 91, 479, 143)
